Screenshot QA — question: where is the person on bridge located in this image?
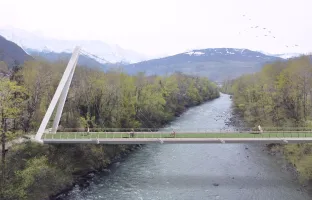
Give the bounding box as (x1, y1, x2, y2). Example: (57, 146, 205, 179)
(258, 125, 263, 133)
(130, 128, 135, 138)
(171, 130, 176, 138)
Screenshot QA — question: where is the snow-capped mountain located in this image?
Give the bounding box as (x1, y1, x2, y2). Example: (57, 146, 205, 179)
(0, 26, 148, 63)
(177, 48, 280, 62)
(258, 50, 303, 59)
(273, 53, 303, 59)
(125, 48, 283, 81)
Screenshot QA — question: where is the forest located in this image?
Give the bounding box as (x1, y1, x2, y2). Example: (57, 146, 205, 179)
(222, 55, 312, 182)
(0, 59, 219, 200)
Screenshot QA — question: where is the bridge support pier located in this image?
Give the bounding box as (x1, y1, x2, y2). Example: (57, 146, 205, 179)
(35, 47, 81, 143)
(51, 54, 78, 133)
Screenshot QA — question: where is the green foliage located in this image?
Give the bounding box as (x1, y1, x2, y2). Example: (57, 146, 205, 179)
(0, 59, 219, 200)
(0, 78, 27, 121)
(0, 61, 9, 74)
(11, 60, 219, 130)
(229, 55, 312, 182)
(229, 55, 312, 127)
(13, 156, 71, 200)
(2, 141, 136, 200)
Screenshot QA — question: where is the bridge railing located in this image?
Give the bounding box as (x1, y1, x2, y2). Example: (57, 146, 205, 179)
(42, 129, 312, 140)
(59, 127, 312, 132)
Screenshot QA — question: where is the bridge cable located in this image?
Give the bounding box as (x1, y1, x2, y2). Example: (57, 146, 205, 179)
(81, 48, 171, 133)
(80, 49, 111, 64)
(82, 48, 154, 131)
(137, 109, 157, 130)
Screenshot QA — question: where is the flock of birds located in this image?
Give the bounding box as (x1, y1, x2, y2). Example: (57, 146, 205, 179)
(238, 14, 299, 49)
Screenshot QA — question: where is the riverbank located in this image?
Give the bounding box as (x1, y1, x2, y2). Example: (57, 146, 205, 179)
(226, 105, 312, 194)
(2, 95, 221, 200)
(52, 144, 143, 200)
(2, 66, 222, 200)
(58, 93, 311, 200)
(266, 143, 312, 194)
(51, 95, 222, 199)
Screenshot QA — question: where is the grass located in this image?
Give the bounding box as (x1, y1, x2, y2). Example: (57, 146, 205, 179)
(42, 131, 312, 140)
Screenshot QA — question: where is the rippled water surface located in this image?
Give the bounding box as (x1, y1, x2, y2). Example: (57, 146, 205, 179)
(60, 94, 310, 200)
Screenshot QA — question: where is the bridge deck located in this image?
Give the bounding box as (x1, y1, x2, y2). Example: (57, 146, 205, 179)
(42, 131, 312, 144)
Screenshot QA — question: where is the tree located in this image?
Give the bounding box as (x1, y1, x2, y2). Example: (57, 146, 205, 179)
(0, 78, 26, 197)
(0, 61, 9, 75)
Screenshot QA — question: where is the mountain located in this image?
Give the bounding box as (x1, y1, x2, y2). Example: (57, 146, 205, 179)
(0, 26, 149, 63)
(26, 48, 110, 70)
(0, 35, 32, 69)
(273, 53, 303, 59)
(259, 50, 303, 59)
(124, 48, 283, 81)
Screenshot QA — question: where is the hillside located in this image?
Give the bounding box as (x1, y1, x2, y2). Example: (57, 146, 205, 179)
(26, 48, 110, 70)
(0, 26, 148, 63)
(0, 35, 32, 69)
(124, 48, 284, 81)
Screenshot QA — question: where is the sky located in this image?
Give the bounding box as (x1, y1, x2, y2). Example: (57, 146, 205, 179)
(0, 0, 311, 57)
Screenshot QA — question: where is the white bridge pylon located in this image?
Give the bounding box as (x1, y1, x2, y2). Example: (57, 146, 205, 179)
(35, 46, 81, 143)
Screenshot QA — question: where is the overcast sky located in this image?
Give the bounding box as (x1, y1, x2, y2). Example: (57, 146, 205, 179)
(0, 0, 311, 57)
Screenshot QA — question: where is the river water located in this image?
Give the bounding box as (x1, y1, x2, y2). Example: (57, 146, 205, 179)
(60, 93, 310, 200)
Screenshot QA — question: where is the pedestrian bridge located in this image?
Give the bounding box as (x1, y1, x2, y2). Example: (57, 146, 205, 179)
(41, 129, 312, 144)
(34, 47, 312, 145)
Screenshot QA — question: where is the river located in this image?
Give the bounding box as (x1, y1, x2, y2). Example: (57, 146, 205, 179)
(59, 93, 310, 200)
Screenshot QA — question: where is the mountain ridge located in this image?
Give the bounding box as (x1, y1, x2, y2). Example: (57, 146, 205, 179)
(0, 27, 149, 63)
(0, 32, 289, 82)
(123, 48, 284, 81)
(0, 35, 32, 69)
